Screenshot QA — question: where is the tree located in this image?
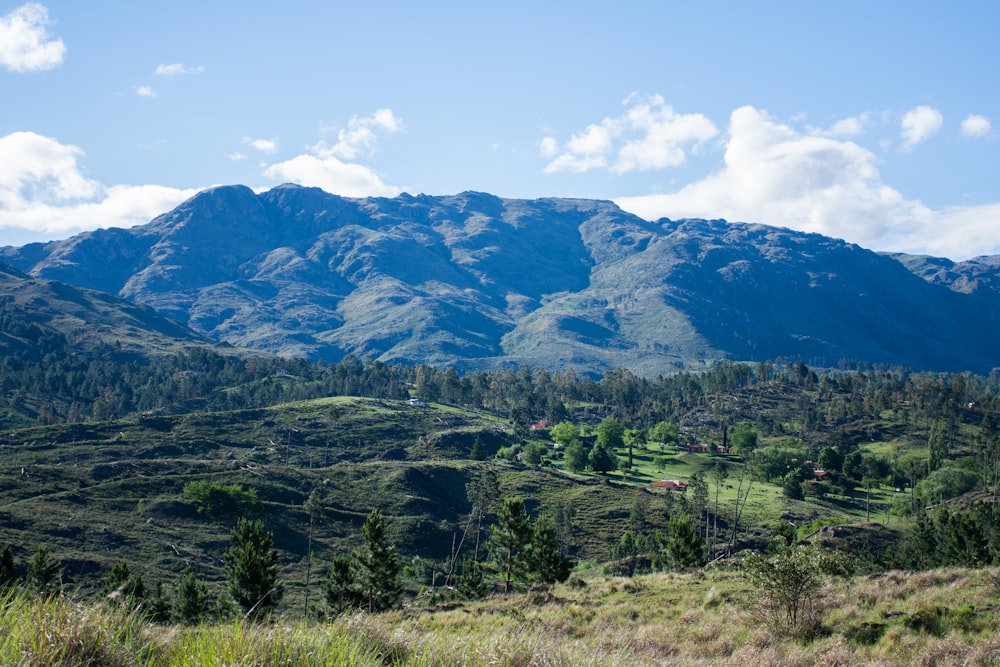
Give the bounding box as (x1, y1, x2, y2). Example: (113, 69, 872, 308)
(596, 416, 625, 451)
(0, 545, 17, 589)
(549, 421, 578, 447)
(174, 570, 211, 625)
(649, 421, 678, 447)
(688, 471, 710, 544)
(465, 468, 501, 562)
(623, 428, 646, 469)
(710, 462, 729, 556)
(103, 560, 146, 607)
(26, 544, 61, 595)
(354, 508, 401, 613)
(664, 514, 704, 568)
(729, 422, 758, 455)
(323, 555, 362, 616)
(928, 420, 949, 473)
(488, 497, 533, 593)
(469, 436, 488, 461)
(522, 441, 548, 466)
(528, 514, 573, 584)
(588, 441, 619, 474)
(223, 517, 283, 620)
(563, 439, 589, 473)
(741, 544, 851, 639)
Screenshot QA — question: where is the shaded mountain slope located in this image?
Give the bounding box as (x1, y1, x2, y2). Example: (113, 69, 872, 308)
(2, 184, 998, 374)
(0, 263, 218, 359)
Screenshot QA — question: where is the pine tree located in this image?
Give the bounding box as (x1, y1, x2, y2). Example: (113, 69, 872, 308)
(103, 560, 146, 607)
(26, 544, 61, 595)
(354, 508, 401, 613)
(223, 517, 283, 620)
(323, 555, 362, 616)
(665, 514, 704, 568)
(488, 497, 532, 593)
(0, 545, 17, 589)
(174, 570, 210, 625)
(529, 514, 573, 584)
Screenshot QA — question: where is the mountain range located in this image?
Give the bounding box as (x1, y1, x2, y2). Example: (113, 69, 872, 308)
(2, 184, 998, 375)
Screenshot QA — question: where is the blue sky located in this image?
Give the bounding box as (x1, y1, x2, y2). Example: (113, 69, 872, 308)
(1, 1, 998, 259)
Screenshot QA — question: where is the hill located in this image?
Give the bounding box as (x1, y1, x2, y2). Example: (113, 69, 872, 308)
(0, 263, 219, 359)
(2, 184, 998, 374)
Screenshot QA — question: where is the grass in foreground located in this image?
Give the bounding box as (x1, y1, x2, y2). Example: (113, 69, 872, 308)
(5, 565, 1000, 666)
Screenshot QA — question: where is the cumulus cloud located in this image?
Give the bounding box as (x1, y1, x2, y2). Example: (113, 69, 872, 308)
(542, 94, 718, 174)
(961, 114, 992, 138)
(263, 109, 403, 197)
(0, 131, 197, 242)
(314, 108, 404, 161)
(154, 63, 204, 76)
(134, 85, 157, 98)
(0, 3, 65, 72)
(243, 137, 278, 154)
(900, 105, 943, 150)
(613, 106, 1000, 260)
(264, 155, 400, 198)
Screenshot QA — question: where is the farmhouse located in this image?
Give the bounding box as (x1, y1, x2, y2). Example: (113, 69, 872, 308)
(651, 479, 689, 492)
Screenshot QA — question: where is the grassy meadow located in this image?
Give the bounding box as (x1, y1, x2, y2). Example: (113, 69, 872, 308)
(5, 565, 1000, 666)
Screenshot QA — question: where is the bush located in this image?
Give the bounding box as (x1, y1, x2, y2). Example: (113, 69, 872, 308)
(183, 481, 261, 518)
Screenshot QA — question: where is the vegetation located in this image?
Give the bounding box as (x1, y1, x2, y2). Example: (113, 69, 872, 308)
(4, 343, 1000, 660)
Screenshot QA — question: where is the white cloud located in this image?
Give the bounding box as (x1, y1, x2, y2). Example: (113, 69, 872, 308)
(961, 114, 992, 138)
(227, 152, 247, 161)
(538, 136, 558, 159)
(0, 3, 65, 72)
(815, 112, 871, 138)
(262, 109, 403, 197)
(0, 131, 197, 241)
(134, 85, 157, 98)
(900, 105, 943, 150)
(263, 154, 400, 198)
(243, 137, 278, 153)
(154, 63, 204, 76)
(542, 95, 718, 174)
(614, 106, 1000, 260)
(317, 108, 404, 161)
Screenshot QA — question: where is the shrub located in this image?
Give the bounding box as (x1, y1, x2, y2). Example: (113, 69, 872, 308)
(183, 481, 261, 518)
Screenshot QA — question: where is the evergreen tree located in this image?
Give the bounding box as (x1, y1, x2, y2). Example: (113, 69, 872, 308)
(465, 468, 501, 562)
(529, 514, 573, 584)
(223, 517, 283, 620)
(323, 555, 362, 616)
(588, 442, 619, 474)
(173, 570, 210, 625)
(563, 439, 589, 473)
(455, 557, 491, 600)
(147, 577, 172, 623)
(664, 514, 704, 568)
(489, 496, 532, 593)
(103, 560, 146, 607)
(927, 420, 949, 473)
(0, 545, 17, 589)
(470, 436, 488, 461)
(355, 508, 401, 613)
(25, 544, 61, 595)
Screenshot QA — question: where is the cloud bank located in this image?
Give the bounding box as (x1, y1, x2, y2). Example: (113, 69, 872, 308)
(0, 2, 65, 72)
(614, 105, 996, 260)
(0, 131, 197, 243)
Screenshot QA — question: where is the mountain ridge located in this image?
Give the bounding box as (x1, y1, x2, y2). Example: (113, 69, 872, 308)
(2, 184, 998, 375)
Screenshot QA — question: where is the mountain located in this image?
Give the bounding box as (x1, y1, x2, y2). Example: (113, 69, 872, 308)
(2, 184, 999, 375)
(0, 262, 220, 359)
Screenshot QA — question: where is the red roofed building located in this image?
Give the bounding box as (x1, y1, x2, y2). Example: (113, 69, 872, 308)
(651, 479, 689, 492)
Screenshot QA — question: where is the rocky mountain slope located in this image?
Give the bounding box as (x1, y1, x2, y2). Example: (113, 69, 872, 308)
(2, 184, 998, 374)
